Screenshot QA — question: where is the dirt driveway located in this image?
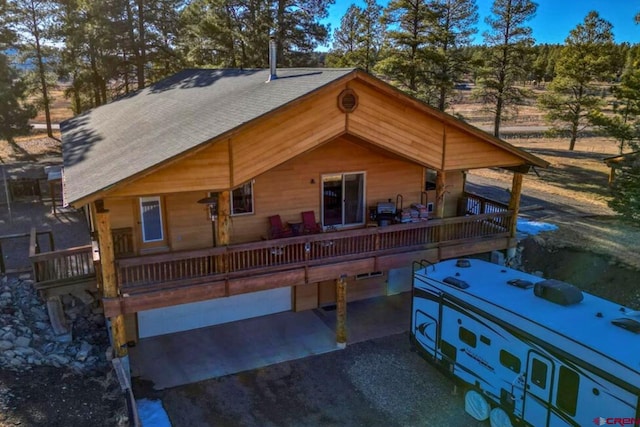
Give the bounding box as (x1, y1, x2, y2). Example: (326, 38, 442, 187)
(134, 332, 485, 427)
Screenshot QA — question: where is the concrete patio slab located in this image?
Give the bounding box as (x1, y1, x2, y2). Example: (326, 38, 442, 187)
(130, 293, 411, 390)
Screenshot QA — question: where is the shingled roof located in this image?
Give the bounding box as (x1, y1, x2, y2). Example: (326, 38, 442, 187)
(61, 68, 357, 205)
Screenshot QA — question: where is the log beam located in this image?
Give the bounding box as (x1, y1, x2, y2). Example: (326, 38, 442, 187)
(94, 201, 128, 358)
(217, 190, 230, 246)
(336, 275, 347, 348)
(508, 173, 523, 238)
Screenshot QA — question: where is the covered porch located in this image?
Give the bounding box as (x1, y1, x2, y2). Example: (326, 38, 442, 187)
(29, 191, 516, 313)
(98, 191, 515, 316)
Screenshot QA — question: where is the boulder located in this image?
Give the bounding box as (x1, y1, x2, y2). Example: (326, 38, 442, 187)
(14, 336, 31, 348)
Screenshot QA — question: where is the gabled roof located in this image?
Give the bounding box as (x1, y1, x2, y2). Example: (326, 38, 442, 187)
(61, 68, 356, 205)
(61, 68, 548, 206)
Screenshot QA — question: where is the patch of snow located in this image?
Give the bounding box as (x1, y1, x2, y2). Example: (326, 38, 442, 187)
(136, 399, 171, 427)
(516, 219, 558, 235)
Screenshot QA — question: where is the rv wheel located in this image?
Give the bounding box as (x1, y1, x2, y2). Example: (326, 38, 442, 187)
(464, 389, 490, 421)
(489, 407, 513, 427)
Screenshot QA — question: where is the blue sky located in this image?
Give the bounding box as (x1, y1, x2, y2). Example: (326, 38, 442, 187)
(321, 0, 640, 47)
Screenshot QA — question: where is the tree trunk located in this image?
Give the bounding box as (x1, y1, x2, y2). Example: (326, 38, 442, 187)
(276, 0, 286, 67)
(136, 0, 146, 89)
(494, 96, 503, 138)
(438, 85, 446, 112)
(569, 125, 578, 151)
(29, 3, 52, 137)
(125, 0, 137, 92)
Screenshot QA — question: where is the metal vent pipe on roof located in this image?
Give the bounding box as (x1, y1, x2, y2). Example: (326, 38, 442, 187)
(268, 35, 277, 82)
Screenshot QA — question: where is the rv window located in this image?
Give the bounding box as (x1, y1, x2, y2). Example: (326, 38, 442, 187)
(556, 367, 579, 416)
(531, 358, 548, 389)
(499, 350, 521, 373)
(459, 327, 477, 348)
(480, 335, 491, 346)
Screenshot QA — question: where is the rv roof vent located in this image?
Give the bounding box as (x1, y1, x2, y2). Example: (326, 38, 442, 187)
(611, 318, 640, 334)
(444, 276, 469, 289)
(507, 279, 534, 289)
(533, 279, 583, 306)
(456, 259, 471, 268)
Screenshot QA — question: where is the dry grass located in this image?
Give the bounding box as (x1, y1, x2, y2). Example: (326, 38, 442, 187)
(472, 136, 640, 270)
(30, 87, 74, 124)
(0, 133, 61, 162)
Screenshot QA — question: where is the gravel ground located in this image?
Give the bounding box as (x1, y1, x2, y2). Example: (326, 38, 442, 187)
(134, 332, 486, 427)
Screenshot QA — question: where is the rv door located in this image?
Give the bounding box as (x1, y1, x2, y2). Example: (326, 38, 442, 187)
(523, 352, 555, 427)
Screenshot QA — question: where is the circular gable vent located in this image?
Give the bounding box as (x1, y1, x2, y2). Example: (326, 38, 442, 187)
(338, 89, 358, 113)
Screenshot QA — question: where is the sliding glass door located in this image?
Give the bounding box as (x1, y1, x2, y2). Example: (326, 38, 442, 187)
(322, 172, 365, 228)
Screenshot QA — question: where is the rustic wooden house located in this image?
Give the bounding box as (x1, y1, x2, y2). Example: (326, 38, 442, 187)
(56, 67, 547, 356)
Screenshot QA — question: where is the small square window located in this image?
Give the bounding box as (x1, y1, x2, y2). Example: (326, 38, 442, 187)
(459, 327, 477, 348)
(500, 350, 521, 373)
(231, 181, 254, 215)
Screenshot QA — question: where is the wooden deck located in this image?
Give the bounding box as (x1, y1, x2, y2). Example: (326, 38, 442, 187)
(28, 227, 96, 294)
(29, 194, 514, 316)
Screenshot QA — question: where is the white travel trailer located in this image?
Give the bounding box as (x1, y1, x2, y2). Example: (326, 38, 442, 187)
(411, 258, 640, 427)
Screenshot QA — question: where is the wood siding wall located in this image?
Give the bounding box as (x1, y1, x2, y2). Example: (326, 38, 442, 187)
(102, 137, 463, 251)
(347, 80, 444, 169)
(104, 199, 135, 229)
(165, 192, 213, 251)
(231, 86, 346, 186)
(108, 141, 230, 197)
(230, 136, 424, 244)
(444, 125, 523, 170)
(443, 172, 464, 217)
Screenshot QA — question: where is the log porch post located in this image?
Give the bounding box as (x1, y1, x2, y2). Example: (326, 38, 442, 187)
(508, 172, 523, 238)
(94, 201, 128, 358)
(216, 191, 230, 274)
(336, 275, 347, 349)
(217, 191, 230, 246)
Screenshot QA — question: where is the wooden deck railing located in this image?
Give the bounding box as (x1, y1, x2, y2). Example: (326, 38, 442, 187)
(116, 211, 514, 292)
(29, 227, 95, 287)
(461, 192, 509, 216)
(112, 227, 135, 257)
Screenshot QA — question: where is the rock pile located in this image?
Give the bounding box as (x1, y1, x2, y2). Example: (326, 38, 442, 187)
(0, 274, 110, 373)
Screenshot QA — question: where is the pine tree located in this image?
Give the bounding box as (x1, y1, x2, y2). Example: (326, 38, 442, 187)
(609, 156, 640, 225)
(326, 0, 383, 72)
(271, 0, 334, 66)
(0, 54, 37, 148)
(591, 67, 640, 154)
(473, 0, 537, 137)
(538, 11, 614, 151)
(425, 0, 478, 111)
(325, 5, 361, 67)
(1, 0, 15, 48)
(7, 0, 57, 137)
(377, 0, 431, 98)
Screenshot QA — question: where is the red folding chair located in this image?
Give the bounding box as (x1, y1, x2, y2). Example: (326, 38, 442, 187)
(301, 211, 322, 234)
(268, 215, 293, 239)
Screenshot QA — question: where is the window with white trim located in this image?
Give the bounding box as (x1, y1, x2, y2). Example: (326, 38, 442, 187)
(139, 196, 164, 242)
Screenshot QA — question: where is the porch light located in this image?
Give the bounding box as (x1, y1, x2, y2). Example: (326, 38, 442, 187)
(197, 195, 218, 246)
